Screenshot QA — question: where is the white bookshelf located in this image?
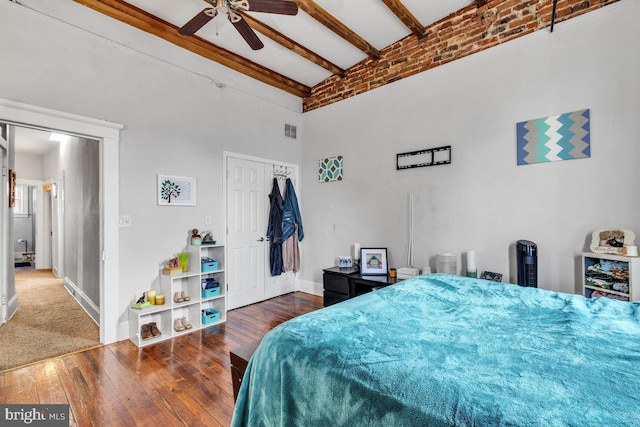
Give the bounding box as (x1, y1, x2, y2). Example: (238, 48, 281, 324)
(129, 243, 226, 347)
(582, 252, 639, 302)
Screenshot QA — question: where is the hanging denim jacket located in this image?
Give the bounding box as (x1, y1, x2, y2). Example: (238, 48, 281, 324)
(282, 178, 303, 242)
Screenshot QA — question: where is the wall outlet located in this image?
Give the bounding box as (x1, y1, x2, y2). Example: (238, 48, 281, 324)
(119, 214, 132, 227)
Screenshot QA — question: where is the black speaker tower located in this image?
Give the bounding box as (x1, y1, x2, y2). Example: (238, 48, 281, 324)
(516, 240, 537, 288)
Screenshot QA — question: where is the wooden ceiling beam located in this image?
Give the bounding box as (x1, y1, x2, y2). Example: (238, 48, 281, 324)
(240, 12, 345, 77)
(72, 0, 310, 97)
(380, 0, 426, 38)
(295, 0, 380, 59)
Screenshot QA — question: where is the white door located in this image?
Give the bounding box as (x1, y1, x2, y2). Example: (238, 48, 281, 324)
(226, 157, 267, 309)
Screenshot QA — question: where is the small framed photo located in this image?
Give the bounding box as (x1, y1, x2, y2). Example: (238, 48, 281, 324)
(480, 271, 503, 282)
(157, 174, 196, 206)
(338, 256, 353, 268)
(8, 169, 16, 208)
(360, 248, 388, 275)
(590, 229, 636, 255)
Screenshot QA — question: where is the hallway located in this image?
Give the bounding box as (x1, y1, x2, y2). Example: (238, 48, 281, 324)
(0, 268, 100, 371)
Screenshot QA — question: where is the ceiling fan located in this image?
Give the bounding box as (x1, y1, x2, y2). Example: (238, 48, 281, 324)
(178, 0, 298, 50)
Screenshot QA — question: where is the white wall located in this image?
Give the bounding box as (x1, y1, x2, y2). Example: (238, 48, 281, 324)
(15, 153, 45, 181)
(56, 136, 101, 321)
(301, 0, 640, 295)
(0, 0, 302, 340)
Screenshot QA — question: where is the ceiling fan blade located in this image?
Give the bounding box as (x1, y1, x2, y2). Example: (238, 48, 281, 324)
(178, 9, 216, 36)
(231, 16, 264, 50)
(245, 0, 298, 15)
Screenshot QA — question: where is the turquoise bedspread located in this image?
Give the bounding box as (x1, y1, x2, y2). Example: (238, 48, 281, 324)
(231, 274, 640, 426)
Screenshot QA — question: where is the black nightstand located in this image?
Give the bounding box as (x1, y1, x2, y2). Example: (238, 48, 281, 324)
(322, 266, 399, 307)
(322, 266, 358, 306)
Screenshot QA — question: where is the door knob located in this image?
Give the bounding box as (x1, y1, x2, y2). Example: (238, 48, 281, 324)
(257, 237, 265, 242)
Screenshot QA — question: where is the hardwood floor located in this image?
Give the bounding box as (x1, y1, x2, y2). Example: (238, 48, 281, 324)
(0, 291, 323, 426)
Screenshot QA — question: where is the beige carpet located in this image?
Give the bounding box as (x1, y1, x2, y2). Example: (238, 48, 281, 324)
(0, 269, 100, 372)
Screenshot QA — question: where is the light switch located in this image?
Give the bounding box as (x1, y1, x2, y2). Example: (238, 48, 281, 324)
(205, 215, 212, 225)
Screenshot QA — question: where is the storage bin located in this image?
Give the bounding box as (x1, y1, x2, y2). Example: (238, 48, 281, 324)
(202, 309, 220, 325)
(201, 259, 219, 273)
(202, 286, 220, 298)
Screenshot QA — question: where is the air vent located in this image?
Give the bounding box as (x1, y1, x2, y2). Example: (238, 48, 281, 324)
(284, 124, 297, 140)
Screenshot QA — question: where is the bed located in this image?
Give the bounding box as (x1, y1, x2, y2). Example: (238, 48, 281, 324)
(231, 274, 640, 426)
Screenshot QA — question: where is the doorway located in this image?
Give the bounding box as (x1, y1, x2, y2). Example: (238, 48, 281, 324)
(13, 183, 37, 269)
(0, 97, 121, 343)
(0, 125, 103, 369)
(12, 179, 49, 272)
(9, 125, 100, 316)
(225, 153, 299, 310)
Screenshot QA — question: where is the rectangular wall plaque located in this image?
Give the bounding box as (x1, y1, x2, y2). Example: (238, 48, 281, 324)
(396, 146, 451, 170)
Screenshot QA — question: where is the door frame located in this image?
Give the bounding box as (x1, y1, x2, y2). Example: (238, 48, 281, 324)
(0, 98, 122, 344)
(0, 129, 7, 325)
(223, 151, 300, 308)
(50, 172, 65, 278)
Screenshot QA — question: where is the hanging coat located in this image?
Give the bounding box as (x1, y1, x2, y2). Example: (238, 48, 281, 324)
(266, 178, 284, 276)
(282, 178, 303, 274)
(283, 227, 300, 273)
(282, 178, 303, 242)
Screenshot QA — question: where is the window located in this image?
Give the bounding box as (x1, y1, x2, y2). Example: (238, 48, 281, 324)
(13, 184, 29, 217)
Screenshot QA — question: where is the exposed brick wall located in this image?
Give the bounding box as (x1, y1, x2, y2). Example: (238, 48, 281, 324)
(303, 0, 618, 112)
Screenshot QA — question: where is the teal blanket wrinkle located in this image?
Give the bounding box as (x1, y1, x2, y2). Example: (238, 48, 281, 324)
(231, 274, 640, 427)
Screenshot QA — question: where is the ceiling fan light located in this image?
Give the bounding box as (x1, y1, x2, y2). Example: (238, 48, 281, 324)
(229, 11, 242, 23)
(49, 132, 70, 143)
(230, 0, 250, 11)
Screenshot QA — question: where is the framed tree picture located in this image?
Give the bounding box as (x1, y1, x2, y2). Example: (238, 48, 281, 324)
(157, 174, 196, 206)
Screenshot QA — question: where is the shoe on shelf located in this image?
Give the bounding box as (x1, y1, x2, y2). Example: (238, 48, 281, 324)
(174, 291, 184, 303)
(180, 291, 191, 302)
(141, 324, 153, 340)
(181, 316, 193, 329)
(174, 318, 185, 332)
(149, 322, 162, 337)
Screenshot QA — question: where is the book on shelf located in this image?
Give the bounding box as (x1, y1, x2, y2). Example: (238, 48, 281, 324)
(131, 302, 153, 310)
(163, 266, 182, 276)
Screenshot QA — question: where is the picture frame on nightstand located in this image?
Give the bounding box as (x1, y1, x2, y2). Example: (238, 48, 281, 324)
(338, 256, 353, 268)
(360, 248, 388, 275)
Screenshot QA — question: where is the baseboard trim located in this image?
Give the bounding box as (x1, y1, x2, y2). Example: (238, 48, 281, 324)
(64, 277, 100, 325)
(6, 294, 19, 322)
(295, 278, 323, 296)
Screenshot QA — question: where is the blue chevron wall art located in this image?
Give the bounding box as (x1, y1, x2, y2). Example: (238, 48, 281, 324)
(516, 109, 590, 166)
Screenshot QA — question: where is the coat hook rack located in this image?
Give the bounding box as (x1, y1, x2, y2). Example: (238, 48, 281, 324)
(273, 165, 290, 179)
